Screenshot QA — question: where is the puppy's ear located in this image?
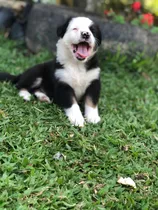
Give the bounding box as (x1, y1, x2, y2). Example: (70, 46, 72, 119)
(57, 17, 73, 38)
(89, 23, 102, 46)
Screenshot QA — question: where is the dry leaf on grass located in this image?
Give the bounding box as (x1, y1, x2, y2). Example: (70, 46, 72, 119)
(117, 177, 136, 188)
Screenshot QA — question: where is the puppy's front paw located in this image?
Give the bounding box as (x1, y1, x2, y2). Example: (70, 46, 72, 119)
(68, 113, 85, 127)
(86, 114, 101, 124)
(85, 105, 101, 124)
(34, 91, 51, 103)
(65, 104, 84, 127)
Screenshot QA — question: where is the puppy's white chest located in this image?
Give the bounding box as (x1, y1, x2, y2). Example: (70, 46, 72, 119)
(55, 66, 100, 100)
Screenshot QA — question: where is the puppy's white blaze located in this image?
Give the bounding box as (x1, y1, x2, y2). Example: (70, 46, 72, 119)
(65, 103, 84, 127)
(68, 17, 93, 30)
(56, 17, 96, 64)
(66, 17, 95, 44)
(19, 89, 31, 101)
(31, 77, 42, 88)
(34, 91, 51, 103)
(85, 105, 101, 124)
(55, 67, 100, 100)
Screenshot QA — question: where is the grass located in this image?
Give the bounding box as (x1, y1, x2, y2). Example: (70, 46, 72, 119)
(0, 35, 158, 210)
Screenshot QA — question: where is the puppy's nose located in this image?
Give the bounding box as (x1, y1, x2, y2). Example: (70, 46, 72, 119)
(81, 31, 90, 40)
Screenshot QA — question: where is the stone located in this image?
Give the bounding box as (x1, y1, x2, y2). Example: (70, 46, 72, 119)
(25, 3, 158, 56)
(0, 7, 15, 30)
(8, 3, 32, 40)
(9, 21, 25, 40)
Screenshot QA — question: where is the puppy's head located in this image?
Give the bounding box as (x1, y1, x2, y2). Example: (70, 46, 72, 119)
(57, 17, 101, 62)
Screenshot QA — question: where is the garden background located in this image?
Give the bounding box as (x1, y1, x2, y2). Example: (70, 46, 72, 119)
(0, 0, 158, 209)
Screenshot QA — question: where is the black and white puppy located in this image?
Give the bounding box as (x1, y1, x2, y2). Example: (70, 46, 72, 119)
(0, 17, 102, 127)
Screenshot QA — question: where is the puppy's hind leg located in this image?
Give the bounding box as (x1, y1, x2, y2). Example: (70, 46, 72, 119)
(19, 89, 31, 101)
(34, 90, 51, 103)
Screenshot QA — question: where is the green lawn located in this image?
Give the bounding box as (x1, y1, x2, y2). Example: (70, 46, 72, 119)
(0, 35, 158, 210)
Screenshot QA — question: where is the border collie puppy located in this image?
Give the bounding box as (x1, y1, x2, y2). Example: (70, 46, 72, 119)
(0, 17, 102, 127)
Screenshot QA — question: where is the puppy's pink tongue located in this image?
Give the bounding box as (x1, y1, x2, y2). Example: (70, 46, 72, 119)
(76, 43, 89, 58)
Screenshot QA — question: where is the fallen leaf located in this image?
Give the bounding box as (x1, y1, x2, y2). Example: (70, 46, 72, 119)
(117, 177, 136, 188)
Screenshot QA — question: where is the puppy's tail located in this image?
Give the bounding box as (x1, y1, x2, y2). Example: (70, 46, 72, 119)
(0, 72, 20, 84)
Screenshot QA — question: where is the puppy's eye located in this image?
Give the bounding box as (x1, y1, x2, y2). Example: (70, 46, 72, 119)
(73, 28, 78, 31)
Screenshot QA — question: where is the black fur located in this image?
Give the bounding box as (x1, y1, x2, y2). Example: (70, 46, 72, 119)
(54, 82, 75, 108)
(0, 58, 100, 109)
(85, 79, 101, 105)
(0, 60, 75, 105)
(15, 60, 56, 98)
(0, 17, 102, 125)
(86, 54, 99, 70)
(89, 23, 102, 47)
(0, 72, 20, 84)
(57, 17, 73, 38)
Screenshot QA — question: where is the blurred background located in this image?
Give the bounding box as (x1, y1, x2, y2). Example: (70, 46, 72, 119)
(0, 0, 158, 15)
(1, 0, 157, 27)
(34, 0, 158, 17)
(0, 0, 158, 53)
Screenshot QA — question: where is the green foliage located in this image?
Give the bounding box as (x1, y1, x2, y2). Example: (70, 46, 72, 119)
(0, 36, 158, 209)
(131, 18, 140, 26)
(150, 26, 158, 33)
(104, 1, 158, 33)
(113, 14, 126, 24)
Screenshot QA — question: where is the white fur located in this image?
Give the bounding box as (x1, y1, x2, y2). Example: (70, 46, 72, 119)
(56, 17, 96, 64)
(65, 17, 95, 46)
(55, 17, 100, 101)
(34, 91, 51, 103)
(55, 17, 101, 126)
(85, 104, 100, 124)
(55, 66, 100, 100)
(65, 103, 84, 127)
(31, 77, 42, 88)
(19, 89, 31, 101)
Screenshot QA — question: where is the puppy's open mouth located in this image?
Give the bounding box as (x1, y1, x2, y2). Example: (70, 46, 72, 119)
(72, 42, 91, 60)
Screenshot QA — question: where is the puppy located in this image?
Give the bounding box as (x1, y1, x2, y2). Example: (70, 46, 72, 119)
(0, 17, 102, 127)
